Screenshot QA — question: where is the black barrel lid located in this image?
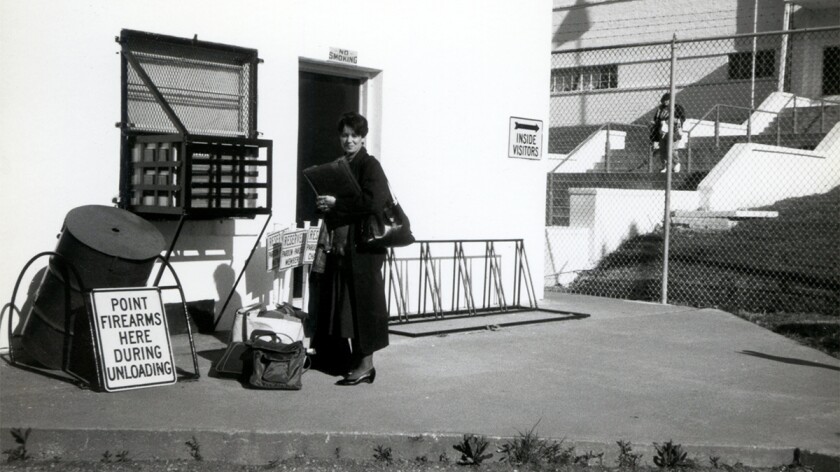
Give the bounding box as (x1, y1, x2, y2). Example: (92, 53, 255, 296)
(64, 205, 166, 261)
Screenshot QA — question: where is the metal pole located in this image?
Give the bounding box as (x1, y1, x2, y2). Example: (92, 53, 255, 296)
(153, 214, 186, 286)
(661, 35, 678, 305)
(778, 2, 792, 92)
(750, 0, 758, 113)
(214, 213, 272, 331)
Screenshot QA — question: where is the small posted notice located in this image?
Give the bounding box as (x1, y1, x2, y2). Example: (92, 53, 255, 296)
(302, 223, 322, 265)
(89, 288, 176, 392)
(266, 229, 284, 272)
(279, 229, 307, 271)
(508, 116, 543, 160)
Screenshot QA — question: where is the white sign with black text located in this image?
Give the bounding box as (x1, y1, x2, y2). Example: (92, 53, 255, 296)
(278, 229, 307, 271)
(508, 116, 543, 160)
(89, 288, 176, 392)
(302, 223, 322, 265)
(266, 229, 284, 272)
(328, 47, 358, 65)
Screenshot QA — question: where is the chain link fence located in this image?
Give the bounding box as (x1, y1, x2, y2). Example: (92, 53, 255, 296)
(545, 27, 840, 316)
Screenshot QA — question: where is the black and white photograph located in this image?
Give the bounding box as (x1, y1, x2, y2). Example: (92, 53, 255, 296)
(0, 1, 838, 470)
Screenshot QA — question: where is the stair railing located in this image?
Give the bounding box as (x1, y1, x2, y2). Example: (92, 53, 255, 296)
(817, 97, 840, 133)
(774, 95, 839, 136)
(551, 122, 649, 174)
(686, 103, 782, 172)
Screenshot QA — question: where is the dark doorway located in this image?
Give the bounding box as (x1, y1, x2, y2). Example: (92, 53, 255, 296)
(295, 70, 361, 297)
(297, 71, 362, 225)
(823, 46, 840, 96)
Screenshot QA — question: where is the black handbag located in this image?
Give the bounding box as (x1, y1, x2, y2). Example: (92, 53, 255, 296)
(246, 330, 306, 390)
(362, 189, 415, 248)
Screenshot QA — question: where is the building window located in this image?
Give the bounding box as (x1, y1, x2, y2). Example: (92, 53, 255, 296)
(728, 50, 775, 80)
(823, 46, 840, 96)
(551, 65, 618, 92)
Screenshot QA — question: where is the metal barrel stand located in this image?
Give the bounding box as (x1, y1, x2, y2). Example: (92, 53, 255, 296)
(2, 252, 200, 392)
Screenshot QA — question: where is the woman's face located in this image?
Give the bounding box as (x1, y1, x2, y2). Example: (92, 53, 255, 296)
(339, 125, 363, 155)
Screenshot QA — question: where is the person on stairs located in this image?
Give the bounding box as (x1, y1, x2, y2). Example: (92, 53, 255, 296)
(650, 92, 686, 173)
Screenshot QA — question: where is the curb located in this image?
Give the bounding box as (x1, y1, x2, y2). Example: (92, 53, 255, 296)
(2, 428, 839, 471)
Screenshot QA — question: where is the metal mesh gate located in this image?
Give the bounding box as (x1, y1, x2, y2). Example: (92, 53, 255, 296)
(545, 27, 840, 316)
(120, 30, 257, 138)
(126, 51, 252, 137)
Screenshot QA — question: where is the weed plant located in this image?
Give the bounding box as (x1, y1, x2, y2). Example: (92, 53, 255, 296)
(372, 445, 393, 464)
(100, 450, 130, 463)
(653, 440, 690, 468)
(2, 428, 31, 462)
(184, 436, 202, 461)
(497, 422, 575, 467)
(452, 434, 493, 466)
(617, 440, 643, 469)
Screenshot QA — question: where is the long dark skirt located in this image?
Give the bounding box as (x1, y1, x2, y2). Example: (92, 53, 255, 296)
(308, 245, 389, 373)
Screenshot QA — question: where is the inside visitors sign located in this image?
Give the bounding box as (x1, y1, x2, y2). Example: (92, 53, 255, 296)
(508, 116, 543, 160)
(89, 288, 176, 392)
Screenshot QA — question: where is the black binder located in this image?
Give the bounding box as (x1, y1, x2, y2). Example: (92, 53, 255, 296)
(302, 158, 361, 197)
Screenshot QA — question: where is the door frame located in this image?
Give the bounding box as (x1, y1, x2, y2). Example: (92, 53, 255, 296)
(298, 58, 383, 159)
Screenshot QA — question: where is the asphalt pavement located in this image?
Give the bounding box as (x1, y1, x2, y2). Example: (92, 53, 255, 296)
(1, 293, 838, 469)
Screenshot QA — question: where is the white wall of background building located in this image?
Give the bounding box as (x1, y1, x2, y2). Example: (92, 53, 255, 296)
(0, 0, 552, 343)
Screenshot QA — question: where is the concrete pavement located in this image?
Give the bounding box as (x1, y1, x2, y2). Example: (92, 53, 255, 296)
(1, 293, 838, 469)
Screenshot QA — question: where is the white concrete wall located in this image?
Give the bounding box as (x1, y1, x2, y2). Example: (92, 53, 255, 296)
(548, 0, 819, 134)
(570, 188, 700, 259)
(552, 0, 787, 50)
(698, 122, 840, 210)
(544, 226, 591, 286)
(543, 187, 700, 288)
(0, 0, 552, 345)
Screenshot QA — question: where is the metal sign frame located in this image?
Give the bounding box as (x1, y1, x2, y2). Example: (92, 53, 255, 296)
(3, 253, 200, 392)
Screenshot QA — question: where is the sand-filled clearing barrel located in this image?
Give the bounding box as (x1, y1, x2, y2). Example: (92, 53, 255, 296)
(21, 205, 166, 371)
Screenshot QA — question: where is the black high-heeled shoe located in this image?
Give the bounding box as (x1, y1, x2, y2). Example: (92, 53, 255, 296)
(335, 367, 376, 386)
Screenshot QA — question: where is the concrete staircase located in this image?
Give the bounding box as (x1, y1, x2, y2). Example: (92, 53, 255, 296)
(547, 102, 839, 226)
(589, 127, 655, 173)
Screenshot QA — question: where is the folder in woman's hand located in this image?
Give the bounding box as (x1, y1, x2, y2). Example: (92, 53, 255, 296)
(302, 157, 361, 197)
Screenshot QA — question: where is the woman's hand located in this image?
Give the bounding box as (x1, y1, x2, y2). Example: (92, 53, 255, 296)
(316, 195, 336, 213)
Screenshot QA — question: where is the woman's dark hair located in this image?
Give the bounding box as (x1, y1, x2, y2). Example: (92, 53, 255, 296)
(337, 111, 369, 137)
(660, 93, 671, 103)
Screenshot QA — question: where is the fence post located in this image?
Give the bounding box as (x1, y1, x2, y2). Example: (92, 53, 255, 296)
(715, 106, 720, 147)
(661, 34, 678, 305)
(778, 5, 791, 92)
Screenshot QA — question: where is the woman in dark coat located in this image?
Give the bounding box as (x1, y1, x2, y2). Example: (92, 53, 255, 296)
(313, 111, 390, 386)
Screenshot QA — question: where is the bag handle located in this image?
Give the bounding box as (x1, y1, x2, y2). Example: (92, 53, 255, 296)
(248, 329, 311, 374)
(248, 329, 296, 345)
(386, 181, 399, 205)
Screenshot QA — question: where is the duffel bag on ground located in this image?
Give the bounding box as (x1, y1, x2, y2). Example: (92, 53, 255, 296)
(247, 330, 306, 390)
